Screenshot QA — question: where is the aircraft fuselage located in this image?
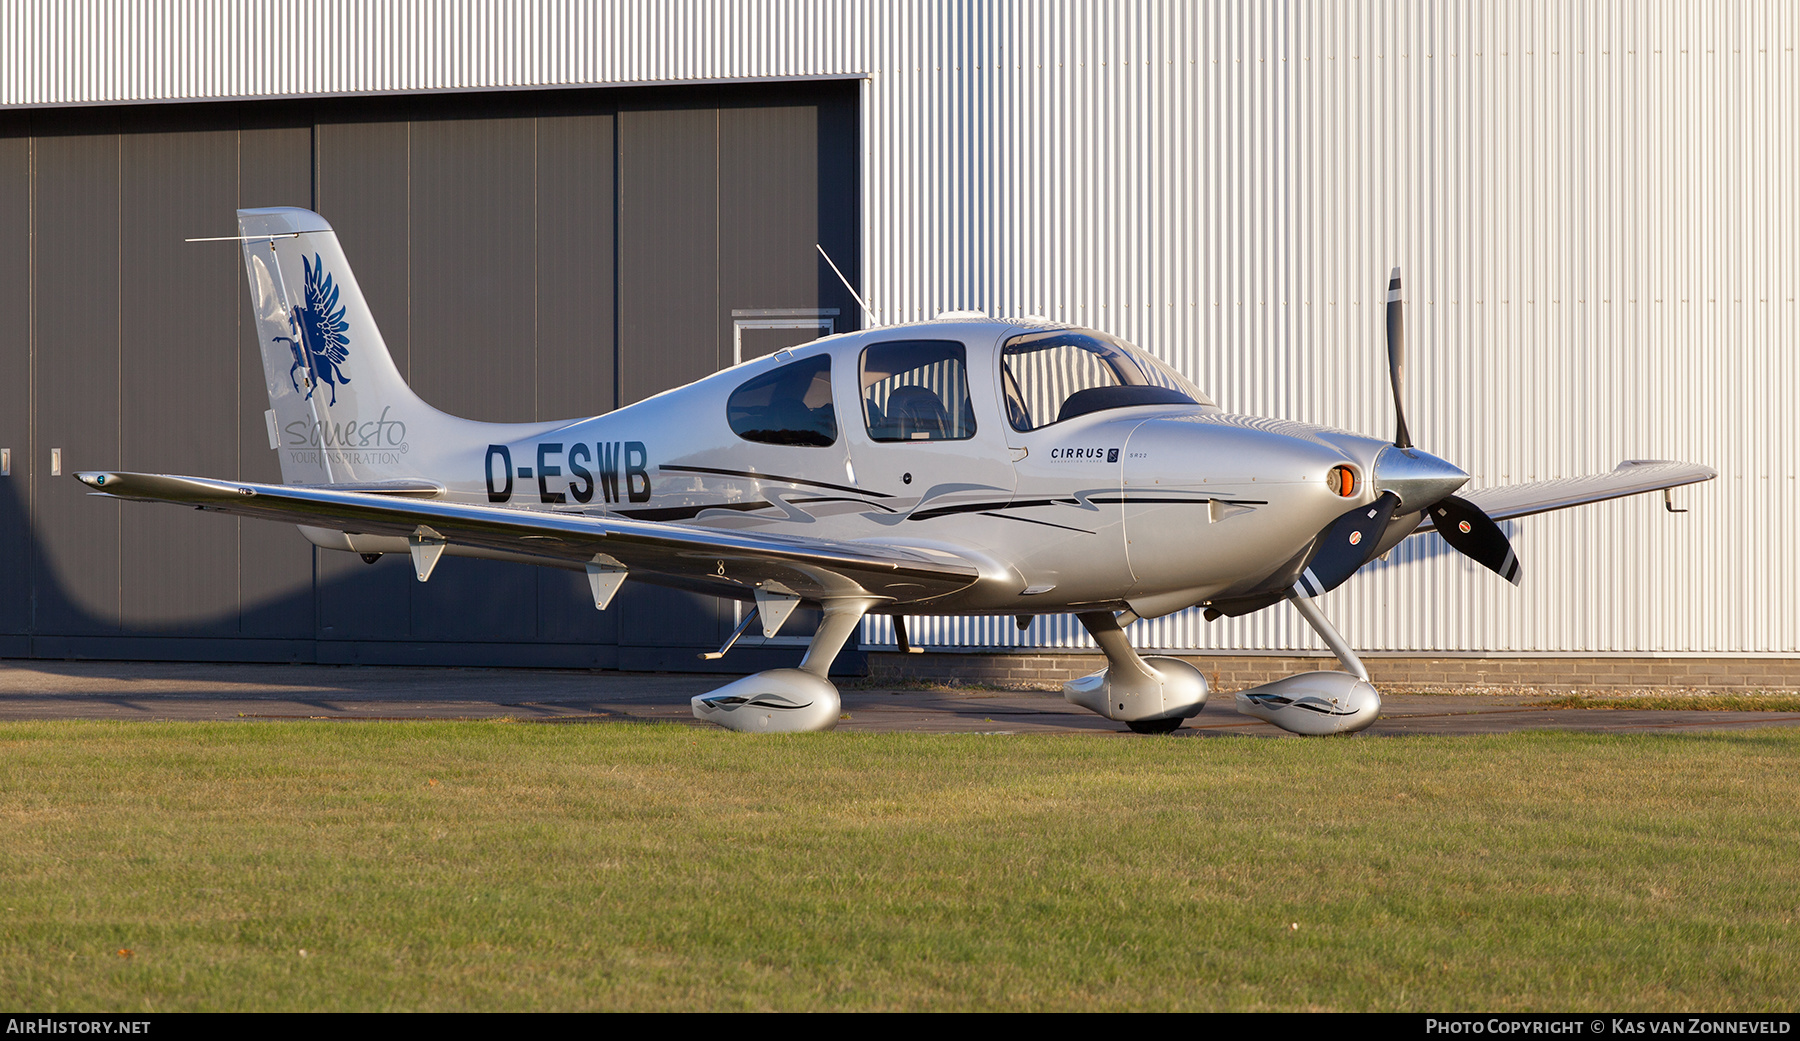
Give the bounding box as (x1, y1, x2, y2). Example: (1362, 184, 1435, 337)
(310, 318, 1399, 621)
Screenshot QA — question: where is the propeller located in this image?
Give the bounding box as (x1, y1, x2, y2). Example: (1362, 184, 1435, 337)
(1290, 266, 1521, 598)
(1291, 492, 1401, 598)
(1386, 266, 1412, 449)
(1428, 495, 1522, 585)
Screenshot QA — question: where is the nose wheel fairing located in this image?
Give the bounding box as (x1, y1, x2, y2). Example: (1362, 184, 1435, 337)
(1063, 655, 1210, 725)
(1062, 611, 1210, 726)
(1060, 598, 1383, 736)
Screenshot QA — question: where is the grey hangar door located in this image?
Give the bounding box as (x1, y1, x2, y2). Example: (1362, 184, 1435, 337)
(0, 82, 863, 671)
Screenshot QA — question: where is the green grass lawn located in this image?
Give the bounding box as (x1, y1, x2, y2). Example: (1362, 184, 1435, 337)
(1, 721, 1796, 1011)
(1531, 692, 1800, 712)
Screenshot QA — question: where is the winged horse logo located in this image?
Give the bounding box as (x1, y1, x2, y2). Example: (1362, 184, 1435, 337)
(274, 253, 352, 406)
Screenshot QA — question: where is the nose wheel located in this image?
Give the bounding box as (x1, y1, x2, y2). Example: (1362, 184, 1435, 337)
(1063, 611, 1210, 731)
(1126, 716, 1184, 735)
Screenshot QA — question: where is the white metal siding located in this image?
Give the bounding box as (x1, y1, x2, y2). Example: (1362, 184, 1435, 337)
(6, 1, 1793, 655)
(864, 1, 1798, 657)
(1, 1, 868, 103)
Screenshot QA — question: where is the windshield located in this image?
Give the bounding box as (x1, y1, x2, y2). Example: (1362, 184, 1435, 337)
(1001, 329, 1213, 431)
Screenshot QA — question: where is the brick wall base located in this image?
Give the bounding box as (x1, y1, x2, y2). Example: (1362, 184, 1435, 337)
(865, 651, 1800, 692)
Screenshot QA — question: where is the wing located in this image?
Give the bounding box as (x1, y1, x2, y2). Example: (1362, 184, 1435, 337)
(1416, 459, 1716, 533)
(1205, 459, 1716, 619)
(313, 274, 352, 364)
(74, 471, 981, 605)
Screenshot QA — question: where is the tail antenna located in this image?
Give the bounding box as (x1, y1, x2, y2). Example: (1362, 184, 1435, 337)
(816, 244, 879, 328)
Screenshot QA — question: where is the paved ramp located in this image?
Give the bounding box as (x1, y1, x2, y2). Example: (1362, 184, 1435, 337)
(2, 662, 1797, 736)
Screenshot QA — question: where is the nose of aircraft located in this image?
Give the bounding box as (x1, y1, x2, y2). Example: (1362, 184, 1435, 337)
(1370, 444, 1470, 511)
(1282, 265, 1525, 602)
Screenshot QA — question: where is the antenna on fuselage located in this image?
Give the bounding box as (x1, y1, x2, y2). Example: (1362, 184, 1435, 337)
(816, 244, 879, 328)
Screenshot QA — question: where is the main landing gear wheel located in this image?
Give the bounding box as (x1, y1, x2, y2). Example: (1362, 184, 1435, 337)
(1126, 716, 1184, 735)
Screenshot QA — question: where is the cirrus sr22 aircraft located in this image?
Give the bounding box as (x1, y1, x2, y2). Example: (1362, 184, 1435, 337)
(76, 208, 1714, 736)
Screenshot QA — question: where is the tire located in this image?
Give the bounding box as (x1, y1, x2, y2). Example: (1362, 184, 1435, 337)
(1126, 716, 1183, 735)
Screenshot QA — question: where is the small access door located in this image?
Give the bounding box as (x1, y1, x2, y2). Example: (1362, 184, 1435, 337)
(844, 335, 1017, 525)
(732, 308, 838, 363)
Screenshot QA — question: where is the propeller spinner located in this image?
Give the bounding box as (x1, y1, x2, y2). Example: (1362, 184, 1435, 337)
(1291, 267, 1522, 597)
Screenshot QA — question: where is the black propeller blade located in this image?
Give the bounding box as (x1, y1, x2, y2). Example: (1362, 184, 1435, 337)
(1292, 491, 1401, 598)
(1386, 266, 1413, 450)
(1429, 494, 1522, 585)
(1384, 266, 1520, 586)
(1274, 267, 1523, 604)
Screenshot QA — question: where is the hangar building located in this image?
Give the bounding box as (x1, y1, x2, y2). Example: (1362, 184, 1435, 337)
(1, 2, 1793, 681)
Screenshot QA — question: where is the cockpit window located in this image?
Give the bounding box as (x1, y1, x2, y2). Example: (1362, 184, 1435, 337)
(860, 340, 976, 442)
(727, 355, 837, 447)
(1001, 330, 1211, 431)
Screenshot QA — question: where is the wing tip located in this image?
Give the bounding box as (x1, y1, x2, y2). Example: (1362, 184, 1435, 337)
(1618, 458, 1719, 482)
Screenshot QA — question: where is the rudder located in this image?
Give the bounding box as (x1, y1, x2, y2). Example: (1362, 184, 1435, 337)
(239, 207, 435, 486)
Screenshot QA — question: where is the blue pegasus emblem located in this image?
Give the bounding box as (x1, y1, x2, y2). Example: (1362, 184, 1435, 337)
(274, 253, 352, 406)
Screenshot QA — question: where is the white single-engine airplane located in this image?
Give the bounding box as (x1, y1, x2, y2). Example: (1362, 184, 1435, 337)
(77, 208, 1714, 735)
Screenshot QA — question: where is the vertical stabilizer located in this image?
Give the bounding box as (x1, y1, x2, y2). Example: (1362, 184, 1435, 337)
(239, 208, 438, 485)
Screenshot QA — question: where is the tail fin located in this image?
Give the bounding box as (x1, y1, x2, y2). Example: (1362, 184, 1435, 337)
(239, 207, 559, 487)
(240, 208, 433, 484)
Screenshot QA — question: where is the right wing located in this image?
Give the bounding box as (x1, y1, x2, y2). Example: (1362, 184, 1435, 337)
(1205, 459, 1715, 620)
(75, 471, 982, 605)
(1418, 459, 1717, 531)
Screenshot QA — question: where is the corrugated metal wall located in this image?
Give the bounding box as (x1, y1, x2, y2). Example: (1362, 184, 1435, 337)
(5, 1, 1793, 656)
(857, 1, 1797, 656)
(0, 0, 868, 103)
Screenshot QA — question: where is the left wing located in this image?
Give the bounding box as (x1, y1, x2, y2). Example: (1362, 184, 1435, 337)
(75, 471, 982, 605)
